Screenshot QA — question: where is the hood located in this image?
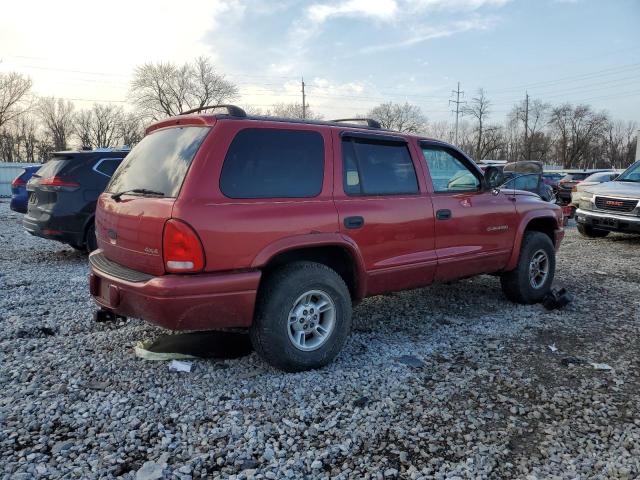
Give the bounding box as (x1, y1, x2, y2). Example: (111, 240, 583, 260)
(584, 181, 640, 199)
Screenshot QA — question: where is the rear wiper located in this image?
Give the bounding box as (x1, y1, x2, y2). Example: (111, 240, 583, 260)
(111, 188, 165, 202)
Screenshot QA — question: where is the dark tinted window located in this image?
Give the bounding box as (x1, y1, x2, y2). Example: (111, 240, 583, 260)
(563, 173, 590, 181)
(107, 127, 209, 197)
(342, 138, 418, 195)
(95, 158, 123, 177)
(34, 159, 68, 178)
(220, 129, 324, 198)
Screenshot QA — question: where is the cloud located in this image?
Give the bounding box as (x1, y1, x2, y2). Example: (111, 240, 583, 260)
(307, 0, 398, 24)
(358, 16, 499, 53)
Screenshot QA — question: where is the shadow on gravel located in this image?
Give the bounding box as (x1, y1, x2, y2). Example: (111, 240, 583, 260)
(137, 331, 253, 360)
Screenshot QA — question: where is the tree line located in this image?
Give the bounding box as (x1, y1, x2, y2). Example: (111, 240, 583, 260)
(0, 57, 636, 169)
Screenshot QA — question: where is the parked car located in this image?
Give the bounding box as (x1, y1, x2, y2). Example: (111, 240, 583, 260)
(570, 171, 620, 207)
(9, 166, 41, 213)
(557, 170, 614, 203)
(88, 106, 564, 372)
(575, 160, 640, 237)
(499, 161, 556, 202)
(542, 172, 564, 193)
(23, 148, 129, 252)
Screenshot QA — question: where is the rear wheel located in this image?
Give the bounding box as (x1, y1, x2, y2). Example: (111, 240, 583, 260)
(577, 224, 610, 238)
(86, 221, 98, 252)
(250, 262, 352, 372)
(500, 231, 555, 304)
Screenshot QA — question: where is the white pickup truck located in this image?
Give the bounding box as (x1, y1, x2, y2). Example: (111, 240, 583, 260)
(575, 160, 640, 237)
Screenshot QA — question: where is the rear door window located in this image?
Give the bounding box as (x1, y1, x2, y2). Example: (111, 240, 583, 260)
(107, 126, 209, 197)
(342, 137, 418, 195)
(220, 128, 324, 198)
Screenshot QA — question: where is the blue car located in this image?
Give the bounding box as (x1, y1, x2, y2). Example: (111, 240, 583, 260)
(10, 166, 41, 213)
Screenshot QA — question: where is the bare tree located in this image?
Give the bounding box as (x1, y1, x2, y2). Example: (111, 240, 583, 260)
(548, 103, 609, 168)
(129, 57, 238, 119)
(367, 102, 426, 133)
(508, 98, 551, 160)
(462, 89, 492, 159)
(74, 104, 124, 148)
(0, 72, 32, 129)
(267, 102, 323, 120)
(37, 97, 75, 151)
(118, 111, 145, 147)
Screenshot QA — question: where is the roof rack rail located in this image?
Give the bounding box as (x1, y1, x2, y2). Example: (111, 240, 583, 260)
(331, 118, 381, 129)
(180, 104, 247, 117)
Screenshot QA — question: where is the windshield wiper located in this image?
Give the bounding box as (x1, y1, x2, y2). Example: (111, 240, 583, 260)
(111, 188, 165, 202)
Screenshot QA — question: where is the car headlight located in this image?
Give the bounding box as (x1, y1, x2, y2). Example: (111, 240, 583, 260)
(579, 192, 594, 210)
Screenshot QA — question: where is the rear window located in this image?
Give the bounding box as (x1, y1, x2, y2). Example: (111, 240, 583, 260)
(563, 173, 590, 181)
(343, 138, 419, 196)
(220, 128, 324, 199)
(106, 127, 209, 197)
(35, 159, 68, 178)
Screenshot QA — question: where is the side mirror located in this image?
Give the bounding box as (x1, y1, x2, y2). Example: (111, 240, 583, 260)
(484, 166, 504, 190)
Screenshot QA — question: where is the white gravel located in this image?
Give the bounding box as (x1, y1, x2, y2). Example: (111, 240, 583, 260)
(1, 199, 639, 479)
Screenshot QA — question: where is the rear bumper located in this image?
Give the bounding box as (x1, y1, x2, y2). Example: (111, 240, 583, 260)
(9, 197, 27, 214)
(23, 212, 85, 246)
(576, 209, 640, 234)
(89, 250, 261, 330)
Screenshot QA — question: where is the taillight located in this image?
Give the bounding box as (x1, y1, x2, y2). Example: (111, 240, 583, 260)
(162, 219, 205, 273)
(40, 176, 80, 189)
(11, 176, 26, 188)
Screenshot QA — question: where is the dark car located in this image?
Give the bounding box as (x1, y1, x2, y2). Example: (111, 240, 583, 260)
(89, 105, 563, 371)
(557, 170, 613, 203)
(542, 172, 564, 192)
(10, 166, 41, 213)
(23, 149, 128, 252)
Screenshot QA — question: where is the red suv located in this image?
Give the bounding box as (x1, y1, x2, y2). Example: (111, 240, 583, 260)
(89, 105, 564, 371)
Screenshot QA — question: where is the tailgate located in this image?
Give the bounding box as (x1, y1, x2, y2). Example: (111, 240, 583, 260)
(96, 194, 175, 275)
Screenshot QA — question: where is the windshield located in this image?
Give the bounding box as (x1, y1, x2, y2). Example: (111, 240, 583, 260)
(616, 162, 640, 183)
(106, 126, 210, 197)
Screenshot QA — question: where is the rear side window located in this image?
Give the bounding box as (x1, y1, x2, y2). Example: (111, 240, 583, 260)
(342, 138, 418, 196)
(107, 127, 209, 197)
(94, 158, 123, 177)
(220, 129, 324, 198)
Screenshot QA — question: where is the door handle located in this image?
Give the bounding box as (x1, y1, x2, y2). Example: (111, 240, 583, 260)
(436, 209, 452, 220)
(344, 216, 364, 229)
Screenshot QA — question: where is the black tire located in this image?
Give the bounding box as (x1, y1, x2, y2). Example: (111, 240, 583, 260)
(500, 231, 555, 304)
(577, 224, 610, 238)
(86, 221, 98, 252)
(250, 261, 352, 372)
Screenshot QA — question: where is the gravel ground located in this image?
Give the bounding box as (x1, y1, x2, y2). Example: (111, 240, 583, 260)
(1, 199, 639, 480)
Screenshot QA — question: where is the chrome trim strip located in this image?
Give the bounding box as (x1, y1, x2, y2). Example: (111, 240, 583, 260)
(576, 208, 640, 224)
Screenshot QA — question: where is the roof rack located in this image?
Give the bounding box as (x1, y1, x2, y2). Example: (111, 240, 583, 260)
(180, 104, 247, 117)
(331, 118, 381, 129)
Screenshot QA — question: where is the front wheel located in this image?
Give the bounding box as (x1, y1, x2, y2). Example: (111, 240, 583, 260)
(577, 224, 610, 238)
(500, 231, 555, 304)
(250, 262, 352, 372)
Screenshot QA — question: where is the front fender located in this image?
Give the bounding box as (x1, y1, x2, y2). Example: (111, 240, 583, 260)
(250, 232, 368, 300)
(505, 210, 561, 271)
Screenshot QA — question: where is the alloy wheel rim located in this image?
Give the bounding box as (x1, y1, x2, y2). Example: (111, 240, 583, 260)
(529, 249, 549, 289)
(287, 289, 336, 351)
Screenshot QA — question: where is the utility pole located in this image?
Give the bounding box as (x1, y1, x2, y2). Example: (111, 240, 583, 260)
(449, 82, 465, 145)
(523, 92, 529, 160)
(301, 76, 307, 120)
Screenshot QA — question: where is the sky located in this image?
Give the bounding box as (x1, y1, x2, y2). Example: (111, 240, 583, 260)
(0, 0, 638, 123)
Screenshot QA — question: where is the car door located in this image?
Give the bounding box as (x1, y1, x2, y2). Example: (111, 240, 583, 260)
(333, 130, 436, 296)
(420, 142, 517, 282)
